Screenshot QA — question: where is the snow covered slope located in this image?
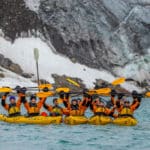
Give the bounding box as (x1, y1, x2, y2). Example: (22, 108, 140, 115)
(0, 36, 142, 91)
(0, 66, 36, 88)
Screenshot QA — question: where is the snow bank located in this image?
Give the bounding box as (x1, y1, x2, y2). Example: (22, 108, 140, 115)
(0, 36, 142, 92)
(24, 0, 41, 13)
(0, 67, 36, 88)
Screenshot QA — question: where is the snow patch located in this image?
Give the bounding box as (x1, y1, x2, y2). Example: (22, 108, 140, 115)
(0, 67, 36, 88)
(24, 0, 41, 13)
(114, 55, 150, 83)
(0, 36, 143, 92)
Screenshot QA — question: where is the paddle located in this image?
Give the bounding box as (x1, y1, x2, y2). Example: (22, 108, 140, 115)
(111, 77, 126, 86)
(55, 87, 70, 93)
(88, 88, 111, 95)
(0, 87, 12, 93)
(36, 91, 54, 98)
(145, 92, 150, 97)
(34, 48, 40, 91)
(0, 84, 53, 93)
(38, 84, 52, 90)
(66, 78, 80, 87)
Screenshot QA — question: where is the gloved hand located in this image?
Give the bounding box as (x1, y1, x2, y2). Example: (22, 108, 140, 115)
(15, 86, 21, 93)
(43, 87, 49, 92)
(132, 90, 138, 99)
(65, 93, 70, 99)
(111, 89, 117, 97)
(83, 88, 88, 94)
(20, 87, 27, 94)
(59, 91, 65, 99)
(137, 94, 142, 102)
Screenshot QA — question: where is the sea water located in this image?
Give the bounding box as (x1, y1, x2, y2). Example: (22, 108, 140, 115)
(0, 97, 150, 150)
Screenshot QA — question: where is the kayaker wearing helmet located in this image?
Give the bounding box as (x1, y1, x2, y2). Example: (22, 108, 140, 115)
(43, 98, 69, 116)
(60, 90, 91, 116)
(22, 94, 46, 117)
(1, 87, 26, 117)
(112, 90, 142, 118)
(90, 95, 115, 116)
(118, 100, 137, 118)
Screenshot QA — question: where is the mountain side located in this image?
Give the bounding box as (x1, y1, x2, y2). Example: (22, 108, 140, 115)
(0, 0, 150, 90)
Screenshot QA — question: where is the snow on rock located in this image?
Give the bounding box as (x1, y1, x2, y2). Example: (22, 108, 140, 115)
(0, 67, 36, 88)
(24, 0, 41, 13)
(0, 36, 143, 92)
(114, 54, 150, 83)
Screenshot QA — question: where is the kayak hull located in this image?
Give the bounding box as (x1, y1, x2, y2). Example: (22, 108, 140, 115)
(64, 116, 88, 125)
(88, 115, 112, 125)
(0, 114, 62, 125)
(113, 117, 138, 126)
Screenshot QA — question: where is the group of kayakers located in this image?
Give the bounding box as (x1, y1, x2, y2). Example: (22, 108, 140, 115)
(1, 87, 142, 119)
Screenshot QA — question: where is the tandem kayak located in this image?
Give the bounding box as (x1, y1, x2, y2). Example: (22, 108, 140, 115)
(88, 115, 112, 125)
(0, 114, 62, 125)
(113, 117, 138, 126)
(64, 116, 88, 125)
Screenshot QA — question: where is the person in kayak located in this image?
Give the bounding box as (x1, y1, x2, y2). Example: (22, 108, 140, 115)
(1, 87, 26, 117)
(131, 90, 141, 110)
(110, 93, 126, 118)
(90, 95, 115, 116)
(61, 91, 91, 116)
(43, 98, 68, 116)
(118, 99, 140, 118)
(106, 89, 117, 109)
(22, 95, 46, 117)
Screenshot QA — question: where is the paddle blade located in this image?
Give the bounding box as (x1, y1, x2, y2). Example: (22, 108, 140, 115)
(56, 87, 70, 93)
(66, 78, 80, 87)
(34, 48, 39, 62)
(36, 91, 54, 98)
(0, 87, 12, 93)
(89, 88, 111, 95)
(145, 92, 150, 97)
(112, 77, 126, 85)
(38, 84, 52, 90)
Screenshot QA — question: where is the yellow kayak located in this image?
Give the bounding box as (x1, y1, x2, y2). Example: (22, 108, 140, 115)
(88, 115, 112, 125)
(113, 117, 138, 126)
(0, 114, 62, 125)
(64, 116, 88, 125)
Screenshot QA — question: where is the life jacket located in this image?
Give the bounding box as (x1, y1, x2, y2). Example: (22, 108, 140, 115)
(70, 104, 82, 116)
(94, 106, 106, 116)
(50, 106, 62, 116)
(8, 103, 20, 116)
(119, 107, 133, 117)
(28, 103, 39, 116)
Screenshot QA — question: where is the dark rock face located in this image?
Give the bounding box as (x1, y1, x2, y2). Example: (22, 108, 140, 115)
(0, 0, 150, 76)
(52, 74, 85, 92)
(21, 73, 33, 78)
(0, 53, 23, 74)
(0, 0, 42, 42)
(39, 0, 150, 71)
(0, 53, 33, 78)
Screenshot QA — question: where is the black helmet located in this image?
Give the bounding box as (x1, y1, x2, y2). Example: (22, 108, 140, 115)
(132, 90, 138, 98)
(30, 95, 36, 101)
(72, 99, 77, 102)
(118, 93, 125, 99)
(111, 89, 117, 97)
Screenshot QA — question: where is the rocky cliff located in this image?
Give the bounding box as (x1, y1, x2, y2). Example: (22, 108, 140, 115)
(0, 0, 150, 86)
